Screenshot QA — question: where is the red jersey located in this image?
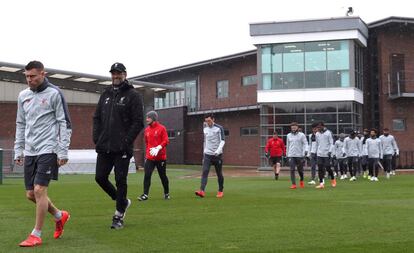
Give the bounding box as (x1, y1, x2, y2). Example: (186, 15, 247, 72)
(144, 121, 169, 161)
(265, 137, 286, 157)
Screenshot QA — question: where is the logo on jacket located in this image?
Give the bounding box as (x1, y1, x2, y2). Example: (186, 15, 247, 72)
(41, 98, 48, 105)
(105, 98, 110, 104)
(119, 97, 126, 104)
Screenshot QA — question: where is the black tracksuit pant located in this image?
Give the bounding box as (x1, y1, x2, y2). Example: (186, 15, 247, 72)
(317, 156, 334, 183)
(348, 156, 359, 177)
(95, 153, 130, 213)
(143, 159, 169, 195)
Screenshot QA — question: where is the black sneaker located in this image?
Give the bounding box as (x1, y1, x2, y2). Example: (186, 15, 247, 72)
(164, 193, 171, 200)
(111, 215, 124, 229)
(137, 194, 148, 201)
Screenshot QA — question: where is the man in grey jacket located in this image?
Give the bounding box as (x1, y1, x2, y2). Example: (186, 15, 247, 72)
(379, 128, 399, 178)
(286, 122, 308, 189)
(343, 130, 362, 181)
(367, 128, 383, 181)
(14, 61, 72, 247)
(195, 114, 225, 198)
(315, 122, 336, 189)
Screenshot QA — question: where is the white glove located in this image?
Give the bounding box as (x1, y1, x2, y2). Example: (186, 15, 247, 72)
(150, 145, 162, 156)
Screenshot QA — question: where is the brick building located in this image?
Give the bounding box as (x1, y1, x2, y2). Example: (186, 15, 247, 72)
(133, 16, 414, 168)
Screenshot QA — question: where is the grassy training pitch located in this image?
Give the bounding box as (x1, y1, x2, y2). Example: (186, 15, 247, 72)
(0, 166, 413, 253)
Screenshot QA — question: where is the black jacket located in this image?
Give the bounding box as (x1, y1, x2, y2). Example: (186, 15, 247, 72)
(93, 80, 144, 155)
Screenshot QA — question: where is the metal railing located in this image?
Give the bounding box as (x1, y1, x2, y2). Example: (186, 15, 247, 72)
(387, 71, 414, 99)
(396, 151, 414, 169)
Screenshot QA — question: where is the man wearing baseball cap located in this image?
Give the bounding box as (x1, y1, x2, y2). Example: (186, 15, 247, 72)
(93, 62, 144, 229)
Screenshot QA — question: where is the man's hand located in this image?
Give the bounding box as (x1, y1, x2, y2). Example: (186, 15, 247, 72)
(150, 145, 162, 156)
(304, 151, 308, 157)
(58, 159, 68, 167)
(14, 156, 24, 166)
(265, 152, 270, 159)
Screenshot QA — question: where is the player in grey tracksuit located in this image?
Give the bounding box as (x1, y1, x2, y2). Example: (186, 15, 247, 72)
(315, 122, 335, 188)
(366, 129, 383, 181)
(195, 114, 225, 198)
(334, 133, 348, 180)
(343, 130, 362, 181)
(14, 61, 72, 246)
(379, 128, 399, 178)
(360, 129, 370, 178)
(286, 122, 308, 189)
(307, 123, 319, 185)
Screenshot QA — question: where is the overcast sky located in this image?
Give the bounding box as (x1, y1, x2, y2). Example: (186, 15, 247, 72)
(1, 0, 413, 77)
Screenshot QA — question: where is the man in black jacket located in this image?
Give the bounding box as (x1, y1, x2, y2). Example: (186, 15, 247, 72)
(93, 62, 144, 229)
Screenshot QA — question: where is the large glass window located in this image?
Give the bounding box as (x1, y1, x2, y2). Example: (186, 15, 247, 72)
(154, 80, 197, 110)
(260, 102, 363, 167)
(260, 40, 355, 90)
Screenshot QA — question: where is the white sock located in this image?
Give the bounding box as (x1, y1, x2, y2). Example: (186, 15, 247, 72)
(115, 210, 123, 217)
(31, 229, 41, 238)
(54, 210, 62, 220)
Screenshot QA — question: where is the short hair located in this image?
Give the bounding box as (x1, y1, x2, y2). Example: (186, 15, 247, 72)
(318, 121, 325, 127)
(363, 128, 369, 132)
(204, 113, 215, 120)
(273, 130, 278, 135)
(383, 128, 389, 131)
(290, 122, 298, 127)
(25, 61, 44, 71)
(370, 128, 378, 133)
(311, 122, 319, 128)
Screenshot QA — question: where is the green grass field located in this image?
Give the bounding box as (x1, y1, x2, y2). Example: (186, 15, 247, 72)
(1, 167, 413, 253)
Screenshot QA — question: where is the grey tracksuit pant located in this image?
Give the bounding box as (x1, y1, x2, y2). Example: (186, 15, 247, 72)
(200, 154, 224, 191)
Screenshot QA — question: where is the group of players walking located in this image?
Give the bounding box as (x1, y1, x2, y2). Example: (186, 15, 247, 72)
(14, 61, 225, 247)
(265, 122, 399, 189)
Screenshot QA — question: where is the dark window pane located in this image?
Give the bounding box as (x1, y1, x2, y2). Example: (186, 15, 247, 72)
(272, 73, 283, 89)
(338, 114, 352, 124)
(305, 71, 326, 88)
(274, 115, 305, 124)
(337, 102, 352, 112)
(305, 103, 337, 113)
(306, 114, 337, 124)
(282, 72, 304, 89)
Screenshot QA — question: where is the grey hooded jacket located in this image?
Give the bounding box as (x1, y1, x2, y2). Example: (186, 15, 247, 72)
(343, 137, 362, 157)
(14, 78, 72, 160)
(286, 132, 308, 157)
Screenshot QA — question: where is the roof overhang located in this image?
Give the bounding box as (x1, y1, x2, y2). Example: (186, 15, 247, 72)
(368, 16, 414, 29)
(0, 61, 183, 93)
(250, 16, 368, 47)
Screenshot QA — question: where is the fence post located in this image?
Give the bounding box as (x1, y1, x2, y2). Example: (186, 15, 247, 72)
(0, 149, 3, 184)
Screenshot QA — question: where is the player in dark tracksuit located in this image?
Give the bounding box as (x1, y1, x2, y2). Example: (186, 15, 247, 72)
(93, 63, 144, 229)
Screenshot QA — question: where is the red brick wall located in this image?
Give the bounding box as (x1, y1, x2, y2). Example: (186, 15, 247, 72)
(185, 110, 260, 167)
(199, 56, 257, 110)
(377, 28, 414, 152)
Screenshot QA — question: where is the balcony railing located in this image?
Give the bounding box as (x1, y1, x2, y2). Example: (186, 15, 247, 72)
(387, 71, 414, 99)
